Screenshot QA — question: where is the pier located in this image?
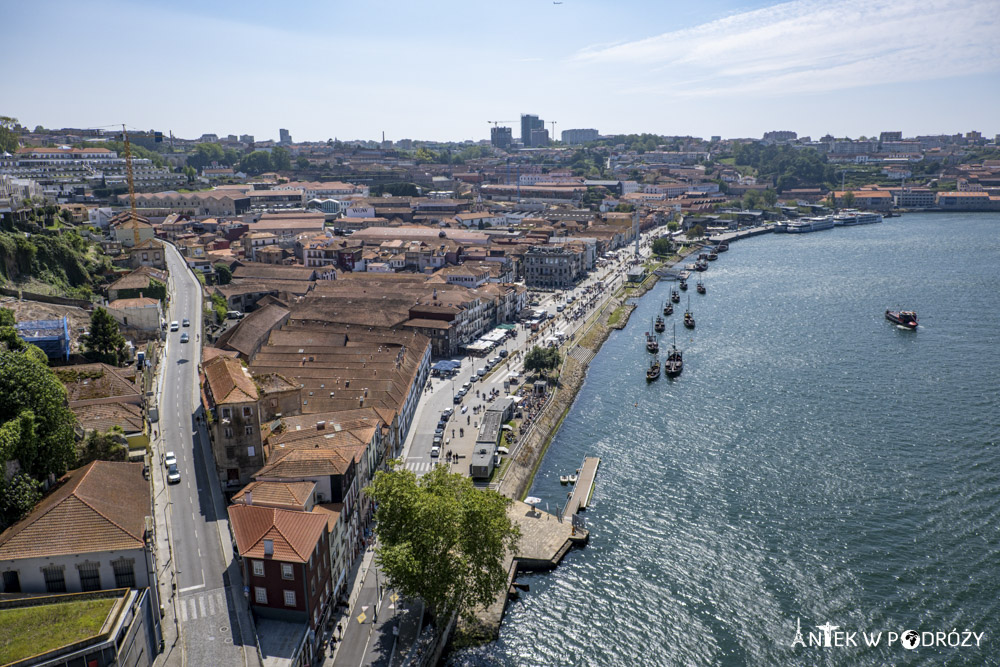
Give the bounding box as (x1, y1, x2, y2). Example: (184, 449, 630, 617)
(562, 456, 601, 520)
(708, 224, 774, 244)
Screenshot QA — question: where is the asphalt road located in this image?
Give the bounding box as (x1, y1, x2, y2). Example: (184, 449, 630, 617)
(400, 233, 660, 476)
(160, 245, 254, 667)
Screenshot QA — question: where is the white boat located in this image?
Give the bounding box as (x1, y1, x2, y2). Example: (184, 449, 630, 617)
(560, 475, 569, 485)
(855, 211, 883, 224)
(568, 474, 578, 484)
(786, 216, 835, 233)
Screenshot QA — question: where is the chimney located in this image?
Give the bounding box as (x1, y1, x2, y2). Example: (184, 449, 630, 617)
(263, 539, 273, 556)
(245, 491, 252, 505)
(317, 421, 326, 431)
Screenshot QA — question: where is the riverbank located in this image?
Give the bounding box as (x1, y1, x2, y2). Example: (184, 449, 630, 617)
(460, 242, 704, 642)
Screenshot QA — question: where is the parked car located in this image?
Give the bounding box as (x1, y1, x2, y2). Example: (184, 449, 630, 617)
(164, 451, 177, 468)
(226, 310, 243, 320)
(453, 394, 463, 405)
(499, 349, 509, 358)
(430, 445, 440, 458)
(462, 382, 472, 391)
(433, 435, 442, 446)
(441, 408, 454, 419)
(167, 465, 181, 484)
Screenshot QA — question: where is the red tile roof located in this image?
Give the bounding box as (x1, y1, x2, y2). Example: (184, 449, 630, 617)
(228, 504, 327, 563)
(0, 462, 148, 560)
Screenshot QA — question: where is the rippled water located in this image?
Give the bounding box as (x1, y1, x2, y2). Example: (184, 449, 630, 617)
(450, 213, 1000, 666)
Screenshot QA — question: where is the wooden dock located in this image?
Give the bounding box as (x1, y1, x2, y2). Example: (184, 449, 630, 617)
(562, 456, 600, 520)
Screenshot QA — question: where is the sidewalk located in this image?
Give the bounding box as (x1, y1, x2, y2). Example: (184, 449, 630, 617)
(151, 405, 183, 666)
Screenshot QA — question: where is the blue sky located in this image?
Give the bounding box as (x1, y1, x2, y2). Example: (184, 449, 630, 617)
(3, 0, 998, 143)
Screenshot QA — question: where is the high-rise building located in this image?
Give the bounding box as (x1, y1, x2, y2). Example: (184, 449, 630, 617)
(879, 131, 903, 142)
(561, 128, 599, 145)
(529, 128, 549, 147)
(521, 114, 544, 147)
(239, 134, 255, 144)
(491, 126, 513, 149)
(279, 128, 291, 144)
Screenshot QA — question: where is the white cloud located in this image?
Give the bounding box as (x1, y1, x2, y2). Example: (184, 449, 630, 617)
(572, 0, 1000, 97)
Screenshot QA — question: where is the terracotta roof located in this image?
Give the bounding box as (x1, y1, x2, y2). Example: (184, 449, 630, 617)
(256, 447, 353, 478)
(0, 462, 148, 560)
(72, 402, 144, 434)
(232, 480, 316, 510)
(108, 297, 160, 309)
(227, 504, 328, 563)
(233, 264, 316, 281)
(218, 303, 290, 358)
(58, 363, 142, 403)
(203, 355, 259, 404)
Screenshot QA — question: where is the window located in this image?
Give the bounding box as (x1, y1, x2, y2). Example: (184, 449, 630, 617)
(43, 566, 66, 593)
(247, 446, 255, 457)
(222, 408, 231, 418)
(2, 570, 20, 593)
(252, 560, 264, 577)
(311, 576, 316, 595)
(112, 558, 135, 588)
(254, 586, 267, 604)
(284, 589, 296, 606)
(281, 563, 294, 580)
(245, 425, 254, 435)
(224, 427, 233, 438)
(78, 562, 101, 592)
(243, 406, 253, 417)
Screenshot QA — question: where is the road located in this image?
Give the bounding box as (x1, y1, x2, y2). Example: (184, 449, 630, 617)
(159, 244, 256, 666)
(400, 229, 665, 475)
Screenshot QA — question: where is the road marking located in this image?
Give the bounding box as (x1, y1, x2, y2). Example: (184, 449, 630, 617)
(180, 600, 187, 622)
(207, 593, 216, 616)
(179, 583, 205, 592)
(199, 596, 207, 617)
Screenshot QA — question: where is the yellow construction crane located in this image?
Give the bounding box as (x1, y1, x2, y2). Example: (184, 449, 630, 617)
(121, 124, 140, 247)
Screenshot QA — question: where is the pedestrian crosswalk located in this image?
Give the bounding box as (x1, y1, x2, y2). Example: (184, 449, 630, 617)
(405, 460, 436, 474)
(178, 588, 228, 623)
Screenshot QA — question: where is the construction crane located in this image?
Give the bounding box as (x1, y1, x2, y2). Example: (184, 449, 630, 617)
(487, 120, 516, 128)
(121, 124, 141, 247)
(549, 120, 557, 143)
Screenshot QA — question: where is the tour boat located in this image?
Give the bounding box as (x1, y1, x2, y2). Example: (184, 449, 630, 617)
(654, 315, 665, 333)
(663, 301, 673, 316)
(684, 295, 695, 329)
(646, 358, 661, 382)
(885, 309, 918, 330)
(671, 289, 680, 303)
(645, 330, 659, 353)
(707, 250, 718, 261)
(679, 280, 688, 291)
(665, 325, 683, 378)
(696, 280, 706, 294)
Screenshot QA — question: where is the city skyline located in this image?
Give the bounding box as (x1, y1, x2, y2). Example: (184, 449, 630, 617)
(3, 0, 998, 143)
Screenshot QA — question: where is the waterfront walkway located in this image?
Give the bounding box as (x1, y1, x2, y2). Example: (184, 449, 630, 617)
(562, 457, 601, 520)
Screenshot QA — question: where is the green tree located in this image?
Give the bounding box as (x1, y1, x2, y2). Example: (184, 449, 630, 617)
(222, 148, 241, 167)
(365, 463, 520, 626)
(685, 224, 704, 239)
(0, 116, 19, 153)
(0, 471, 43, 530)
(183, 165, 197, 183)
(667, 221, 680, 232)
(0, 308, 14, 327)
(76, 427, 128, 467)
(524, 345, 561, 376)
(651, 237, 673, 256)
(742, 189, 762, 210)
(295, 156, 310, 170)
(841, 190, 855, 208)
(0, 347, 78, 482)
(270, 146, 291, 171)
(83, 307, 127, 366)
(214, 263, 232, 285)
(614, 203, 635, 213)
(240, 151, 273, 175)
(186, 143, 225, 170)
(762, 188, 778, 207)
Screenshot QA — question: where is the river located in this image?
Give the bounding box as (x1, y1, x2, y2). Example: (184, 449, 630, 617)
(450, 212, 1000, 666)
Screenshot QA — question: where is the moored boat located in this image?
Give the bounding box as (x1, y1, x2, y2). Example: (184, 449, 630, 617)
(663, 301, 673, 316)
(683, 295, 695, 329)
(679, 280, 688, 291)
(717, 242, 729, 252)
(560, 475, 569, 485)
(671, 289, 680, 303)
(885, 309, 917, 330)
(696, 280, 705, 294)
(646, 330, 659, 353)
(695, 260, 708, 271)
(665, 325, 683, 377)
(646, 358, 661, 382)
(654, 315, 665, 332)
(707, 251, 718, 261)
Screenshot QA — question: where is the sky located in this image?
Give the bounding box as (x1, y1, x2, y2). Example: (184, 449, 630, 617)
(3, 0, 998, 143)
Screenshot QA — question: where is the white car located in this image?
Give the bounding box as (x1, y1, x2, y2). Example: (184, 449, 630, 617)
(167, 465, 181, 484)
(164, 451, 177, 468)
(430, 445, 440, 458)
(169, 321, 180, 332)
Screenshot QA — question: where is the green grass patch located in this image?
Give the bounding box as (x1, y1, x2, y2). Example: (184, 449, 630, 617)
(607, 306, 626, 327)
(0, 597, 116, 663)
